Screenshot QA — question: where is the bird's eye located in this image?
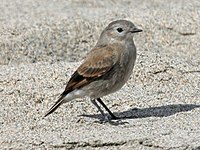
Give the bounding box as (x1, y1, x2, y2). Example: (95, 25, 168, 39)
(117, 27, 123, 33)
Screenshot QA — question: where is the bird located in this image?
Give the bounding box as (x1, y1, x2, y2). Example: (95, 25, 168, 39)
(44, 20, 142, 120)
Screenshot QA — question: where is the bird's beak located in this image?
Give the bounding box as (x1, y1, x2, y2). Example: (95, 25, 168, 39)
(130, 27, 143, 33)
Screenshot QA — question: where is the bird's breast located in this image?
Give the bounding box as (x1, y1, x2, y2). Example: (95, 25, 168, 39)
(107, 45, 136, 92)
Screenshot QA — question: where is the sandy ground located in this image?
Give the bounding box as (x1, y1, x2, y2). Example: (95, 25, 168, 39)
(0, 0, 200, 149)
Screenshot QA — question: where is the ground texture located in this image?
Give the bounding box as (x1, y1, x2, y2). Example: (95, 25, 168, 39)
(0, 0, 200, 149)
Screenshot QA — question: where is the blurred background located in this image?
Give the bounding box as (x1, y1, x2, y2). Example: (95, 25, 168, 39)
(0, 0, 199, 65)
(0, 1, 200, 149)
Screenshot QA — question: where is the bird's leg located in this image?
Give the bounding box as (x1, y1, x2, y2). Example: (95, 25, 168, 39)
(97, 98, 118, 119)
(91, 99, 105, 118)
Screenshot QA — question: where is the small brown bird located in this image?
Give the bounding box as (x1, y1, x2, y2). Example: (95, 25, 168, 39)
(44, 20, 142, 120)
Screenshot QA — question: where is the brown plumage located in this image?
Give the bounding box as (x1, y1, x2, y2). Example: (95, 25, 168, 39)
(44, 20, 142, 119)
(66, 45, 119, 89)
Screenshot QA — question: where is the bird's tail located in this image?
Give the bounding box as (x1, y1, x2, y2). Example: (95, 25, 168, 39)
(44, 94, 67, 118)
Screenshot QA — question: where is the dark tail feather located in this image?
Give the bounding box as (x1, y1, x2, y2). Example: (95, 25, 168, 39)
(44, 94, 66, 118)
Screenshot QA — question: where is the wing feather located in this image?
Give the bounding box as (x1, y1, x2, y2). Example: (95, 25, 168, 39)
(44, 45, 120, 117)
(62, 46, 118, 95)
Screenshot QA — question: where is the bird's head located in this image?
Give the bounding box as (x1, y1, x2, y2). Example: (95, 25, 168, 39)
(97, 20, 142, 46)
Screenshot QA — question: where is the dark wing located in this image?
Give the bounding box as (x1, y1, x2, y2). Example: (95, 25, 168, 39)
(62, 46, 118, 95)
(44, 46, 118, 117)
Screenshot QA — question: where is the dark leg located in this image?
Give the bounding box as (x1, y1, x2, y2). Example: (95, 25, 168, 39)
(91, 99, 105, 117)
(97, 98, 118, 119)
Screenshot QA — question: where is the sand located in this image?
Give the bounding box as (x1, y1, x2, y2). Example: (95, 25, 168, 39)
(0, 0, 200, 149)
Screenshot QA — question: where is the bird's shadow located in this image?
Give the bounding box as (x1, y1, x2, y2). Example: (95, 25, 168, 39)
(80, 104, 200, 124)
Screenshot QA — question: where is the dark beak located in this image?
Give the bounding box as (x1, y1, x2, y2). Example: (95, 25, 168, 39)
(130, 28, 143, 33)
